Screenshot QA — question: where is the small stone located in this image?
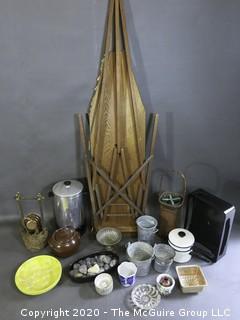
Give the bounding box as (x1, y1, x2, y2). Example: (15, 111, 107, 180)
(99, 255, 104, 262)
(87, 264, 100, 275)
(99, 255, 111, 264)
(99, 268, 105, 273)
(110, 259, 117, 268)
(75, 272, 83, 278)
(103, 256, 111, 264)
(79, 264, 87, 275)
(73, 263, 80, 270)
(103, 264, 110, 271)
(70, 270, 83, 278)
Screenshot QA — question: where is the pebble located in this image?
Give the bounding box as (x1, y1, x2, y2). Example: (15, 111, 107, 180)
(99, 255, 110, 264)
(70, 254, 117, 279)
(88, 264, 100, 275)
(79, 265, 87, 275)
(70, 270, 83, 278)
(103, 264, 110, 271)
(75, 272, 83, 278)
(110, 259, 117, 267)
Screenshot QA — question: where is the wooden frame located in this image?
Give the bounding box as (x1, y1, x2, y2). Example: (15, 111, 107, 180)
(78, 113, 159, 233)
(77, 0, 159, 233)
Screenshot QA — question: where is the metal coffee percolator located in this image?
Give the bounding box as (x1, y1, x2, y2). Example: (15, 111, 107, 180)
(52, 180, 84, 230)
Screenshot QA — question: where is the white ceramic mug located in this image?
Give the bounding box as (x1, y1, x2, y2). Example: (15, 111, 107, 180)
(117, 262, 137, 287)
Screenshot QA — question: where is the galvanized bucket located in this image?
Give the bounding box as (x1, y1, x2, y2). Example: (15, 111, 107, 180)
(153, 243, 175, 273)
(136, 215, 158, 245)
(127, 241, 154, 276)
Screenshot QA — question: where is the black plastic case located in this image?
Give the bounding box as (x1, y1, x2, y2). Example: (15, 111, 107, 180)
(185, 189, 235, 263)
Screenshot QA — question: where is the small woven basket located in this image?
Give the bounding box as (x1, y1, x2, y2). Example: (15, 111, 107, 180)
(158, 170, 186, 239)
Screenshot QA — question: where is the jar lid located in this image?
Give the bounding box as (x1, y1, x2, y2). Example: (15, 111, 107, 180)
(168, 228, 195, 249)
(53, 180, 83, 197)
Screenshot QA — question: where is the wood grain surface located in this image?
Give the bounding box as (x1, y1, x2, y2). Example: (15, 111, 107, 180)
(88, 0, 147, 232)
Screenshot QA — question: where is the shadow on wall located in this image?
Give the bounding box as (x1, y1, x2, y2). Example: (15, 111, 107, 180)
(148, 112, 175, 216)
(124, 0, 154, 115)
(151, 111, 175, 189)
(184, 162, 222, 195)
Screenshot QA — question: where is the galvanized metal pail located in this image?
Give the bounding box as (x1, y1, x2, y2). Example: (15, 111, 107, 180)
(136, 215, 158, 245)
(127, 241, 154, 276)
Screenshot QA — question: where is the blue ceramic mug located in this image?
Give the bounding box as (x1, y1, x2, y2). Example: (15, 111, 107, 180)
(117, 262, 137, 287)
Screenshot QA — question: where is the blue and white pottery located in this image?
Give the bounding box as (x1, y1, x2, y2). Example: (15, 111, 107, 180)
(117, 262, 137, 287)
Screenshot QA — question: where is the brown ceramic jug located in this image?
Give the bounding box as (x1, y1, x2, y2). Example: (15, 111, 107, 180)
(48, 227, 80, 257)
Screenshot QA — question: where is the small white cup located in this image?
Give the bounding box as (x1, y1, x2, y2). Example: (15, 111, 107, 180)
(117, 262, 137, 287)
(94, 273, 113, 296)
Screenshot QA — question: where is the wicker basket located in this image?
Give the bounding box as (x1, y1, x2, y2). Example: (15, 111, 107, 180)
(158, 170, 186, 239)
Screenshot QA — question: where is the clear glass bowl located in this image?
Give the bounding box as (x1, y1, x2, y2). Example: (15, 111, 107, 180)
(131, 284, 161, 310)
(96, 228, 122, 247)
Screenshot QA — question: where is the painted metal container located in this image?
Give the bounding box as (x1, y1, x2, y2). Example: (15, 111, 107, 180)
(168, 228, 195, 263)
(52, 180, 84, 230)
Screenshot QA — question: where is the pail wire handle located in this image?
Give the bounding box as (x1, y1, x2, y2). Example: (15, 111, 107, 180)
(159, 170, 187, 199)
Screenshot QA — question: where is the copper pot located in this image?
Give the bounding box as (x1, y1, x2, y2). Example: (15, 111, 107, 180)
(48, 227, 80, 257)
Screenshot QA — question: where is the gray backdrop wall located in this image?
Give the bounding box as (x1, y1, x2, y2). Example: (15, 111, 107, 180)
(0, 0, 239, 222)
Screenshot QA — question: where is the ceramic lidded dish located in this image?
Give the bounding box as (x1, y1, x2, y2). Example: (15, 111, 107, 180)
(48, 227, 80, 257)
